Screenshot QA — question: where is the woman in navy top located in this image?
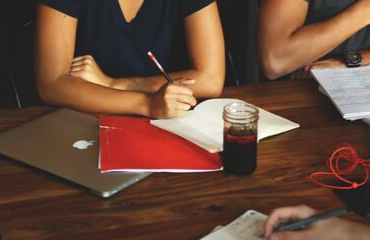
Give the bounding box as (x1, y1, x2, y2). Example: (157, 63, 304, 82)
(35, 0, 225, 118)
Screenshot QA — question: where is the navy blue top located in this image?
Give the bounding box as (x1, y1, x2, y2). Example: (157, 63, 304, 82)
(39, 0, 215, 78)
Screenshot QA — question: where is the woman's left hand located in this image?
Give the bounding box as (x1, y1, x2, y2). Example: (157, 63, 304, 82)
(70, 55, 113, 87)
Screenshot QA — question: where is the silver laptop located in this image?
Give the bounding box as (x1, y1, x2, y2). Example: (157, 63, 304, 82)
(0, 108, 151, 197)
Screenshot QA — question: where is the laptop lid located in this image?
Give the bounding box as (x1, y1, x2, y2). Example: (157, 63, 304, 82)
(0, 108, 150, 197)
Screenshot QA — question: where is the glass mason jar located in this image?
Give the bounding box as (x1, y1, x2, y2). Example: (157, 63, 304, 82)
(222, 102, 259, 175)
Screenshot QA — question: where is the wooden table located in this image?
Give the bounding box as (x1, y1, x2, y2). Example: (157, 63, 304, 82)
(0, 79, 369, 240)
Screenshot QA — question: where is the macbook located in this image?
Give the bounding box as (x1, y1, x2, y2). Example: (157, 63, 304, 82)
(0, 108, 151, 197)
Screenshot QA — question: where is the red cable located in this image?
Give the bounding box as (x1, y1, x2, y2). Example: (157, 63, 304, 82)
(310, 143, 370, 189)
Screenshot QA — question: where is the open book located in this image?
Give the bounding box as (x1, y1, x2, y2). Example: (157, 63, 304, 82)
(151, 99, 300, 153)
(200, 210, 267, 240)
(311, 65, 370, 121)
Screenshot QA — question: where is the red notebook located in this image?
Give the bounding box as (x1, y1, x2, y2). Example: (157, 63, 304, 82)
(99, 117, 222, 173)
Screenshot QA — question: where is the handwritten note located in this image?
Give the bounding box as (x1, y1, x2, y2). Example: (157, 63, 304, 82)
(200, 210, 267, 240)
(311, 66, 370, 120)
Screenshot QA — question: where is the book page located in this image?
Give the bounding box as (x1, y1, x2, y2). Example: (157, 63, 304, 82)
(151, 99, 299, 153)
(319, 85, 370, 126)
(200, 210, 267, 240)
(311, 66, 370, 120)
(150, 99, 234, 153)
(163, 109, 223, 153)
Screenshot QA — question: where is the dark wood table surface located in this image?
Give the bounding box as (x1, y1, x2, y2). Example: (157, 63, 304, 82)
(0, 79, 369, 240)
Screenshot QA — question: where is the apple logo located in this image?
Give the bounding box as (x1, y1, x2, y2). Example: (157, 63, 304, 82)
(73, 140, 95, 150)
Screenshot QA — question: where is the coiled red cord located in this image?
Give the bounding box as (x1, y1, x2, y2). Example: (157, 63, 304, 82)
(310, 144, 370, 189)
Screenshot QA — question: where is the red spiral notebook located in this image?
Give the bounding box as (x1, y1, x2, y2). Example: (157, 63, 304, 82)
(99, 117, 222, 173)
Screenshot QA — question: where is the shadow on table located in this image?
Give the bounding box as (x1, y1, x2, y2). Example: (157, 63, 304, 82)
(332, 179, 370, 220)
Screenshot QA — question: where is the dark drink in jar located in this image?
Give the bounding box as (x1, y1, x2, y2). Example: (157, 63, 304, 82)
(222, 102, 258, 175)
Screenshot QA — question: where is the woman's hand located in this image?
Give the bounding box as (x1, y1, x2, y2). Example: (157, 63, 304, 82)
(264, 205, 356, 240)
(70, 55, 113, 87)
(149, 81, 197, 119)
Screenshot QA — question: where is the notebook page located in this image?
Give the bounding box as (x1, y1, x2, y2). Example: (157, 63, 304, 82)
(311, 66, 370, 120)
(200, 210, 267, 240)
(151, 99, 299, 153)
(319, 85, 370, 125)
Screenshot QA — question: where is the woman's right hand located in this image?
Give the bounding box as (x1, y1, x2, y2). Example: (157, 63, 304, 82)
(149, 82, 197, 119)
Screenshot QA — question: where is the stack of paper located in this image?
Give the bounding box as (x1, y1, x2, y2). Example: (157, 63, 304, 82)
(200, 210, 267, 240)
(311, 66, 370, 120)
(151, 99, 300, 153)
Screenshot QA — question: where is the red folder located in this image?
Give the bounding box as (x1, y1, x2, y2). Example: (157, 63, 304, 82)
(99, 117, 222, 173)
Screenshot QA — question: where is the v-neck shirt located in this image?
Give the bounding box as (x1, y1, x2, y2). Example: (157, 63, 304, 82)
(39, 0, 215, 78)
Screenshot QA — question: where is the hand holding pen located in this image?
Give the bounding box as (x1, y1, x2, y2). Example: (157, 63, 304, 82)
(147, 51, 196, 119)
(263, 205, 354, 240)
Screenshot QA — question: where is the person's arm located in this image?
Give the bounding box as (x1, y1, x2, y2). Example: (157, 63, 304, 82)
(178, 1, 225, 97)
(264, 205, 370, 240)
(35, 4, 196, 118)
(69, 2, 225, 98)
(258, 0, 370, 80)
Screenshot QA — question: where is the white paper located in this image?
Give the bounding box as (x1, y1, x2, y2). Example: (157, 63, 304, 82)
(151, 99, 300, 153)
(200, 210, 267, 240)
(311, 66, 370, 120)
(319, 85, 370, 126)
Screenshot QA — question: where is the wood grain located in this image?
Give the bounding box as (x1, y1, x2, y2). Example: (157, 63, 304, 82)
(0, 79, 369, 240)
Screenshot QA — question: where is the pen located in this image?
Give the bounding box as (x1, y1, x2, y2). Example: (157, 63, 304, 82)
(273, 207, 348, 233)
(147, 51, 173, 84)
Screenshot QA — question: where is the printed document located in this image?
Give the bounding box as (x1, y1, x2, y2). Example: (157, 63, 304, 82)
(151, 99, 300, 153)
(311, 65, 370, 120)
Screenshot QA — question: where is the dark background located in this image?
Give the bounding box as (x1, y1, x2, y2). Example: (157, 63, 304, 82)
(0, 0, 37, 109)
(0, 0, 260, 109)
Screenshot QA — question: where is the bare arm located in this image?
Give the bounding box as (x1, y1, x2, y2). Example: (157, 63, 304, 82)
(258, 0, 370, 79)
(35, 4, 196, 118)
(70, 2, 225, 98)
(178, 1, 225, 97)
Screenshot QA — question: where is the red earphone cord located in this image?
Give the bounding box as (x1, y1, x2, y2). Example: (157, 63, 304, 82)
(310, 144, 370, 189)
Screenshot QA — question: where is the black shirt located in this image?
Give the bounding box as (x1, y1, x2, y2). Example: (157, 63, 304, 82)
(39, 0, 215, 78)
(303, 0, 370, 58)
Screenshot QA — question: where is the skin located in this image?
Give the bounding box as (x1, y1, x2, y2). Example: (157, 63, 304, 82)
(258, 0, 370, 80)
(264, 205, 370, 240)
(35, 1, 225, 118)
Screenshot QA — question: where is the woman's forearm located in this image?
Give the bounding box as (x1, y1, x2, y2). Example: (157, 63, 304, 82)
(37, 74, 152, 116)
